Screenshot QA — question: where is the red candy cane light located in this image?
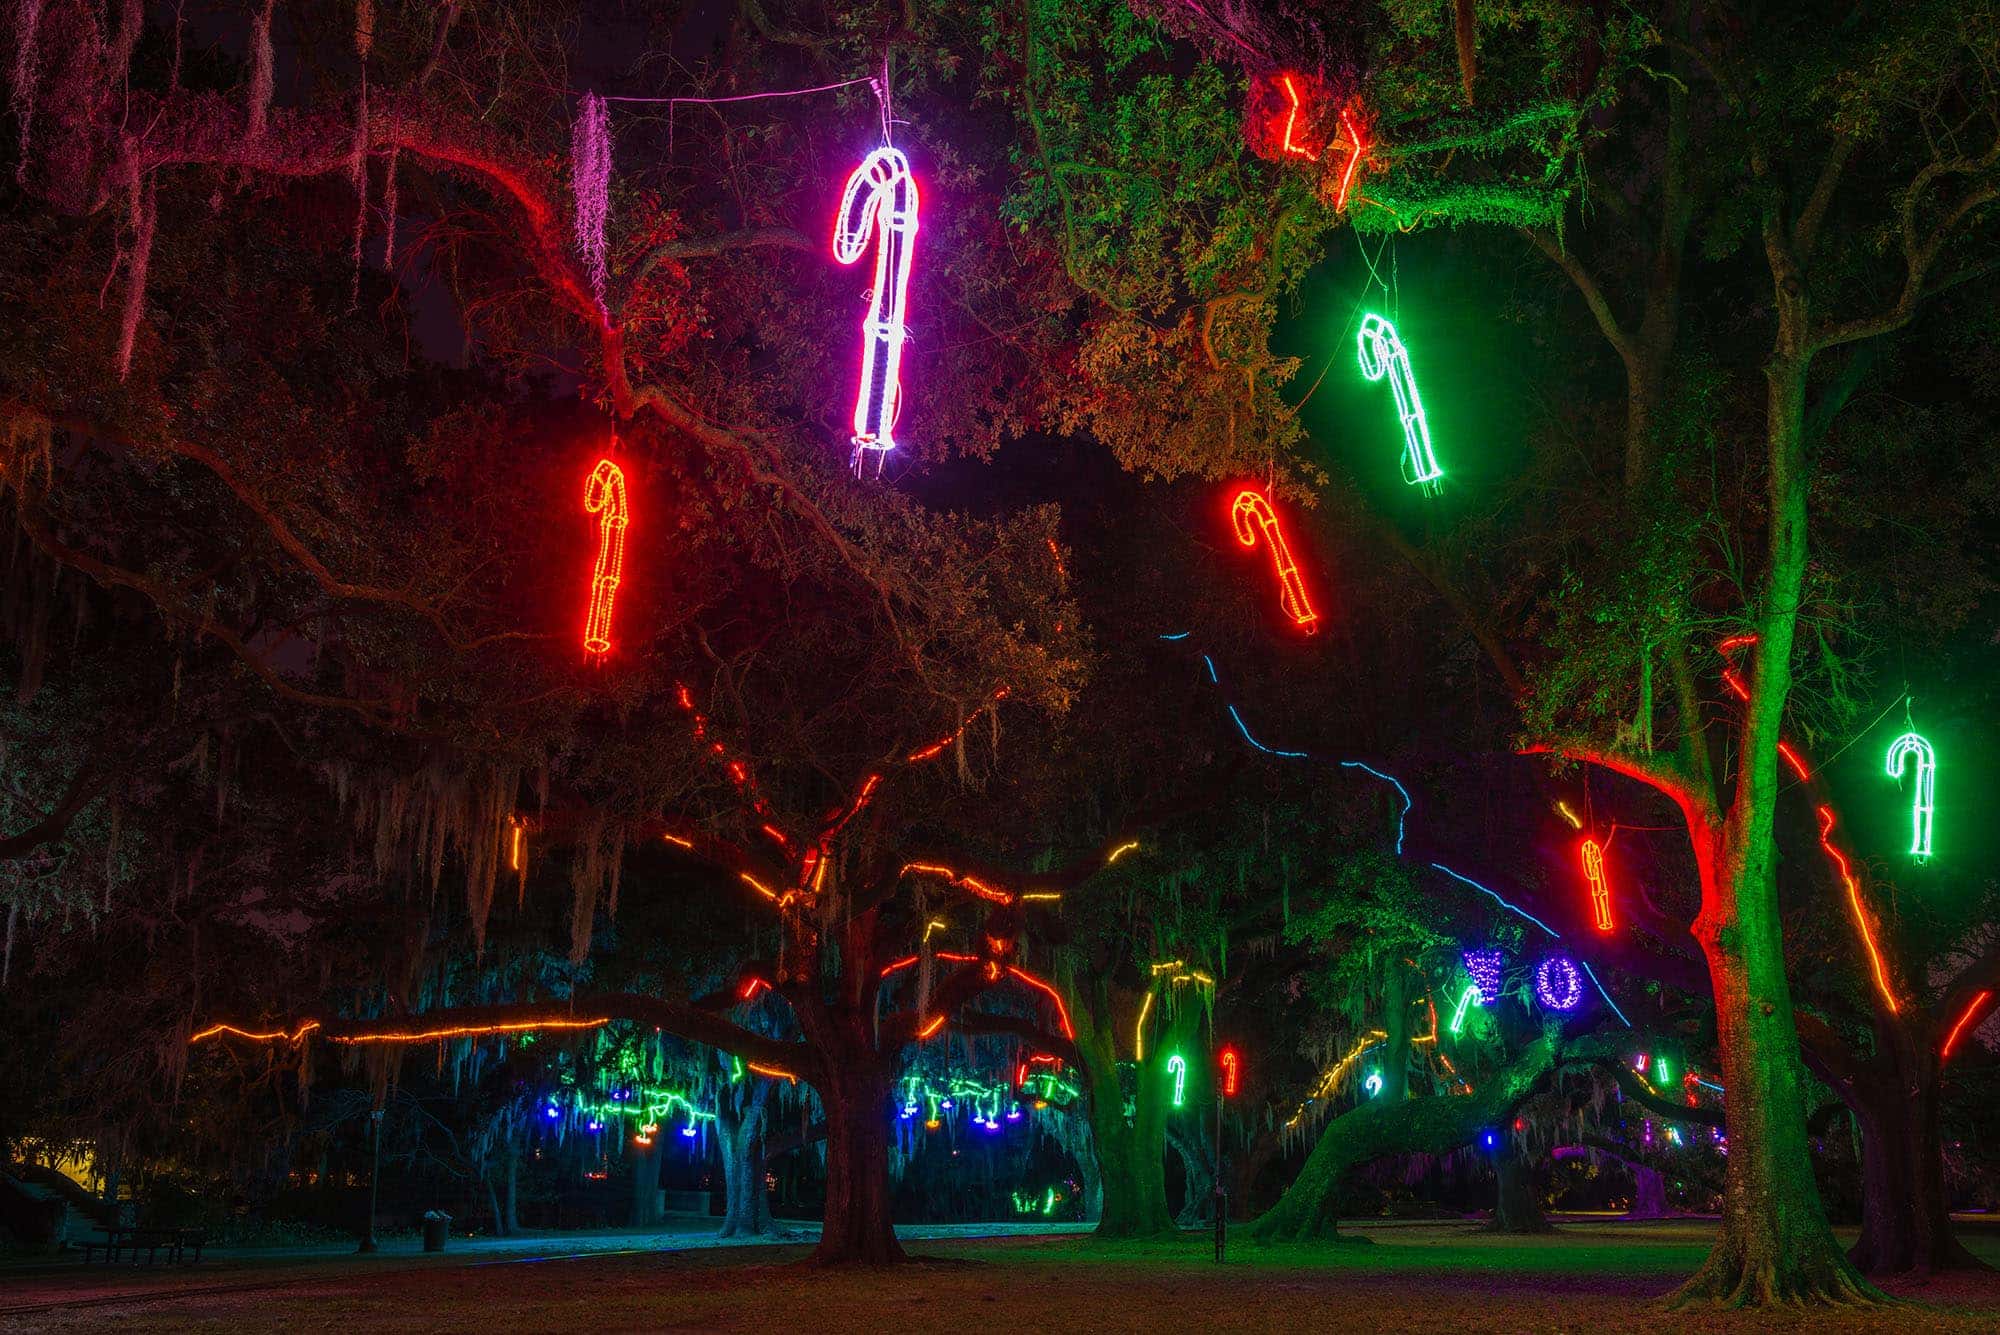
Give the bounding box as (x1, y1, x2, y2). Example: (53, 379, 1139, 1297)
(582, 458, 628, 656)
(1218, 1046, 1241, 1098)
(1229, 486, 1319, 633)
(833, 147, 919, 477)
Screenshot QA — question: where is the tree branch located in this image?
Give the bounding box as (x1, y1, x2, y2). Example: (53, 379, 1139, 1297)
(1520, 227, 1635, 368)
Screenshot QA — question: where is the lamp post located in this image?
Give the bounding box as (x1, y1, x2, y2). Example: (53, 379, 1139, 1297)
(358, 1106, 384, 1254)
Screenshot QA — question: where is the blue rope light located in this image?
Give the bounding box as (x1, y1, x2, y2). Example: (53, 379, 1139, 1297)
(1580, 961, 1632, 1028)
(1428, 863, 1562, 940)
(1341, 761, 1411, 855)
(1694, 1077, 1725, 1094)
(1162, 631, 1633, 1029)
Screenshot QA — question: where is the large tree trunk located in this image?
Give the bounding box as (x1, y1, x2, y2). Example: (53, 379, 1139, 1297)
(1070, 971, 1182, 1238)
(715, 1083, 778, 1240)
(1254, 1034, 1558, 1240)
(1490, 1139, 1551, 1233)
(629, 1134, 664, 1228)
(1167, 1123, 1215, 1227)
(1379, 963, 1411, 1102)
(1626, 1164, 1670, 1220)
(1848, 1034, 1980, 1274)
(502, 1132, 520, 1234)
(1674, 356, 1878, 1306)
(813, 1057, 902, 1264)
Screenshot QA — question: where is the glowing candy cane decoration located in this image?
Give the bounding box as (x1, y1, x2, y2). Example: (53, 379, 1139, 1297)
(1277, 75, 1320, 161)
(582, 459, 628, 656)
(1884, 732, 1936, 859)
(1218, 1046, 1241, 1098)
(1579, 837, 1615, 932)
(1357, 314, 1442, 494)
(1229, 487, 1319, 633)
(832, 147, 919, 476)
(1166, 1053, 1188, 1107)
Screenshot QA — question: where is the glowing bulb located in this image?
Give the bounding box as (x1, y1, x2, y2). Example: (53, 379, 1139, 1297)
(832, 147, 919, 476)
(581, 458, 628, 655)
(1885, 732, 1936, 859)
(1356, 314, 1441, 494)
(1228, 486, 1320, 633)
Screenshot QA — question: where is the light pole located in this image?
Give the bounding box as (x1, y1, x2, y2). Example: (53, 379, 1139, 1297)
(358, 1106, 384, 1254)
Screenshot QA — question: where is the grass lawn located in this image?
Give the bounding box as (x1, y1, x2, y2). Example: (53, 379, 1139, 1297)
(7, 1221, 2000, 1332)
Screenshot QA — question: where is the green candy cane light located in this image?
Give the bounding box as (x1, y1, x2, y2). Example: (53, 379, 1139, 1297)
(1166, 1053, 1188, 1108)
(1885, 731, 1936, 859)
(1357, 313, 1442, 495)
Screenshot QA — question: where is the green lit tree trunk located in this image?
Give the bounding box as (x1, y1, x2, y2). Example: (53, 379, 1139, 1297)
(1253, 1034, 1558, 1240)
(1674, 354, 1877, 1306)
(1379, 963, 1411, 1102)
(1069, 969, 1177, 1237)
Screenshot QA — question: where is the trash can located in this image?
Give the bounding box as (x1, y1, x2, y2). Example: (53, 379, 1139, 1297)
(421, 1211, 451, 1253)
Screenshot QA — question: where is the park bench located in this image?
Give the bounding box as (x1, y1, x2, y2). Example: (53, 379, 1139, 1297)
(79, 1225, 206, 1265)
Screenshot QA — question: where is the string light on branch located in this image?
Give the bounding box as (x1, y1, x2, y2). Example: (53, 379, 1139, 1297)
(1356, 314, 1442, 494)
(1276, 75, 1320, 161)
(1884, 731, 1937, 860)
(581, 458, 628, 656)
(1534, 956, 1582, 1012)
(1579, 838, 1615, 932)
(190, 1021, 322, 1046)
(1228, 486, 1320, 633)
(1943, 991, 1991, 1062)
(833, 147, 919, 477)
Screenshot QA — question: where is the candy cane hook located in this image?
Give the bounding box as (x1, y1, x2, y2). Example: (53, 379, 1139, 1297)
(1357, 313, 1442, 494)
(1884, 731, 1936, 859)
(1229, 487, 1319, 633)
(1579, 837, 1615, 932)
(1218, 1046, 1240, 1098)
(833, 147, 919, 477)
(582, 458, 627, 656)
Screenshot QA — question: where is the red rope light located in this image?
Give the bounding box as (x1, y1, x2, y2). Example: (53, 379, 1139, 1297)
(1228, 486, 1319, 634)
(1335, 105, 1368, 212)
(582, 459, 628, 656)
(1277, 75, 1320, 161)
(331, 1016, 610, 1045)
(1006, 964, 1075, 1039)
(1942, 990, 1992, 1060)
(916, 1015, 947, 1039)
(901, 862, 1017, 905)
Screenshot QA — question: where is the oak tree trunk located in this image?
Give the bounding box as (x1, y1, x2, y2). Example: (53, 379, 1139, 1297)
(1490, 1139, 1551, 1233)
(813, 1058, 902, 1264)
(1849, 1035, 1980, 1274)
(715, 1087, 778, 1240)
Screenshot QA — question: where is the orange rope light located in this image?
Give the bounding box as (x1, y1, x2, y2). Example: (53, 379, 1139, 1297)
(330, 1016, 610, 1045)
(1106, 840, 1140, 864)
(508, 820, 524, 873)
(189, 1020, 322, 1046)
(904, 688, 1010, 763)
(1942, 991, 1992, 1061)
(1817, 804, 1900, 1015)
(581, 459, 627, 656)
(916, 1015, 947, 1039)
(739, 872, 778, 902)
(661, 833, 693, 849)
(746, 1062, 798, 1084)
(901, 862, 1016, 906)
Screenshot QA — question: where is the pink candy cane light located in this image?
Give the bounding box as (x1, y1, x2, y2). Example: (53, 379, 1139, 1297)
(832, 147, 919, 476)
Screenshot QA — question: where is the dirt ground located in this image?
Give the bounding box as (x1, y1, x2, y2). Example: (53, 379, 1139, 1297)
(5, 1220, 2000, 1333)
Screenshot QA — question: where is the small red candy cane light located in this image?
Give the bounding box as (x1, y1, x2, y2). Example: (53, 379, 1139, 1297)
(1218, 1046, 1241, 1098)
(833, 147, 919, 477)
(1579, 836, 1615, 932)
(582, 458, 628, 656)
(1229, 486, 1319, 634)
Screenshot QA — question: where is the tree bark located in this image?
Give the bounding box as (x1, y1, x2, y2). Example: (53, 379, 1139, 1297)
(813, 1057, 903, 1264)
(715, 1081, 778, 1239)
(1674, 355, 1878, 1306)
(1254, 1034, 1559, 1240)
(1848, 1033, 1981, 1274)
(1167, 1123, 1215, 1227)
(629, 1133, 664, 1228)
(1490, 1139, 1552, 1233)
(1626, 1164, 1670, 1220)
(1069, 970, 1181, 1238)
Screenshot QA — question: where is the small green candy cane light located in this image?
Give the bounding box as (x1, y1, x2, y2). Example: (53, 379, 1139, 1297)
(1357, 313, 1442, 495)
